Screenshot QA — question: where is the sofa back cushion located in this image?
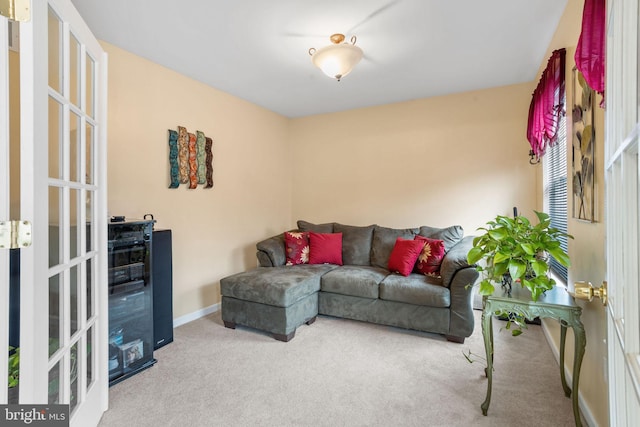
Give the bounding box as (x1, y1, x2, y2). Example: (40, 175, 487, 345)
(297, 220, 335, 233)
(418, 225, 464, 252)
(371, 225, 419, 269)
(334, 223, 375, 265)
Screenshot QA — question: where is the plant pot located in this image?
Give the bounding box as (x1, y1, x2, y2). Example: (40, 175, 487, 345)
(8, 386, 18, 404)
(501, 273, 513, 294)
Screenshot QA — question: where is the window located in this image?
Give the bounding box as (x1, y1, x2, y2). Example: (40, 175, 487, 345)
(543, 114, 568, 283)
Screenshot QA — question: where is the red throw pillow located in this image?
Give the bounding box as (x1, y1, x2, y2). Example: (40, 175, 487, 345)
(414, 236, 446, 276)
(388, 238, 426, 276)
(309, 232, 343, 265)
(284, 231, 310, 266)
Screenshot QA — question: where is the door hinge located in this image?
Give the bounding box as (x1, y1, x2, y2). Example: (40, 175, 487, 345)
(0, 220, 32, 249)
(0, 0, 30, 22)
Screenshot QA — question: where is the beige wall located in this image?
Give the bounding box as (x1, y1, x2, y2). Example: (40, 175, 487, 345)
(105, 37, 540, 320)
(534, 1, 608, 426)
(103, 42, 292, 318)
(289, 84, 537, 234)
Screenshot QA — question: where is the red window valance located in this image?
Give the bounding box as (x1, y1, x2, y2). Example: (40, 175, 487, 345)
(575, 0, 605, 105)
(527, 48, 566, 161)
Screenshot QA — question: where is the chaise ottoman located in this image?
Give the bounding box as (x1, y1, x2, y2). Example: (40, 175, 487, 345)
(220, 264, 337, 341)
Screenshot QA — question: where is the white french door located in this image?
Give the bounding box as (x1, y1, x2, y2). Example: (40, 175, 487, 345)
(605, 0, 640, 425)
(1, 0, 108, 425)
(0, 10, 12, 408)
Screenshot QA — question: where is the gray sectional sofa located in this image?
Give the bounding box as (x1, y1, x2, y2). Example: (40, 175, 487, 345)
(220, 221, 479, 343)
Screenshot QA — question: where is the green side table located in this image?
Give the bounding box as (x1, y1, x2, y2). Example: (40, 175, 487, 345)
(481, 285, 585, 427)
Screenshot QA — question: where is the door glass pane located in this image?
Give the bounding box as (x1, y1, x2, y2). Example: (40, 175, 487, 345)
(49, 274, 61, 357)
(70, 112, 80, 182)
(615, 162, 625, 322)
(48, 360, 61, 404)
(70, 34, 80, 107)
(49, 186, 62, 268)
(48, 7, 62, 93)
(85, 54, 95, 118)
(70, 188, 79, 259)
(87, 326, 94, 387)
(86, 190, 93, 252)
(70, 342, 79, 413)
(70, 265, 79, 336)
(85, 122, 94, 184)
(49, 97, 62, 179)
(86, 258, 93, 319)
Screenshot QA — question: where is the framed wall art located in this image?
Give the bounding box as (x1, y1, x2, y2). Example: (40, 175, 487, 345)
(167, 126, 214, 189)
(571, 67, 595, 222)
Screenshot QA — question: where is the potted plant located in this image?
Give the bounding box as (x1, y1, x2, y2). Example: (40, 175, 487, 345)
(467, 211, 573, 302)
(8, 346, 19, 403)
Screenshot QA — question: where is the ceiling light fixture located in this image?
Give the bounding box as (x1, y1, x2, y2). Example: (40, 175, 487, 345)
(308, 34, 363, 81)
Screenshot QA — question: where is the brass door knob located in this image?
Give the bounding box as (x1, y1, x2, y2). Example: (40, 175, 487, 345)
(571, 281, 608, 306)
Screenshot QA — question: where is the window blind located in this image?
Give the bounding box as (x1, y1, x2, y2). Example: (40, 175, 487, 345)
(543, 114, 568, 282)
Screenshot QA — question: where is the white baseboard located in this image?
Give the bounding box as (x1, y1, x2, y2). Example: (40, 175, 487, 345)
(541, 321, 598, 427)
(173, 303, 220, 328)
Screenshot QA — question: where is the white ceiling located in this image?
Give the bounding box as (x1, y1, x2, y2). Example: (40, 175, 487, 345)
(70, 0, 568, 118)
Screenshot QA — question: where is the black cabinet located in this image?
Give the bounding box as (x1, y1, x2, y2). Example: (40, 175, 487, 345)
(152, 229, 174, 349)
(108, 219, 156, 385)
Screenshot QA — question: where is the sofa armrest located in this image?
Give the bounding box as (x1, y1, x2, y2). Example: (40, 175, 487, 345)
(256, 233, 287, 267)
(440, 236, 479, 338)
(448, 267, 479, 338)
(440, 236, 476, 288)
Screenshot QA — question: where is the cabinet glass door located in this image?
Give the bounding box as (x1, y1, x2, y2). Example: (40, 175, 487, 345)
(107, 220, 155, 385)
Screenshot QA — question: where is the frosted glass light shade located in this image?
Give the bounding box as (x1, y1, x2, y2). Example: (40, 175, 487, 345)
(310, 43, 363, 81)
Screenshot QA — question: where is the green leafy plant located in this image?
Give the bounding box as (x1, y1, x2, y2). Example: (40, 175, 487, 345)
(8, 346, 19, 388)
(467, 211, 573, 302)
(462, 349, 487, 364)
(493, 308, 529, 336)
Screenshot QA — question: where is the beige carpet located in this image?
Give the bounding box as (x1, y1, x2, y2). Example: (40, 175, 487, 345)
(98, 310, 581, 427)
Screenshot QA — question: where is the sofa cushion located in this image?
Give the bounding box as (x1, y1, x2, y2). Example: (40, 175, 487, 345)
(418, 225, 464, 252)
(371, 225, 419, 269)
(388, 238, 426, 276)
(379, 274, 449, 307)
(320, 266, 388, 299)
(297, 220, 334, 233)
(414, 236, 446, 276)
(309, 232, 343, 265)
(220, 264, 336, 307)
(334, 223, 375, 265)
(285, 231, 310, 266)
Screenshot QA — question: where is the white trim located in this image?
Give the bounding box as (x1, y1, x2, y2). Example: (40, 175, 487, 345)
(19, 0, 51, 403)
(173, 303, 220, 328)
(0, 14, 10, 404)
(605, 0, 640, 422)
(96, 47, 109, 417)
(541, 320, 598, 427)
(606, 123, 640, 171)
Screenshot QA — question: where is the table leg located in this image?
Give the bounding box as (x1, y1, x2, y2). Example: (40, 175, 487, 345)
(481, 307, 494, 416)
(571, 323, 586, 427)
(559, 322, 571, 397)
